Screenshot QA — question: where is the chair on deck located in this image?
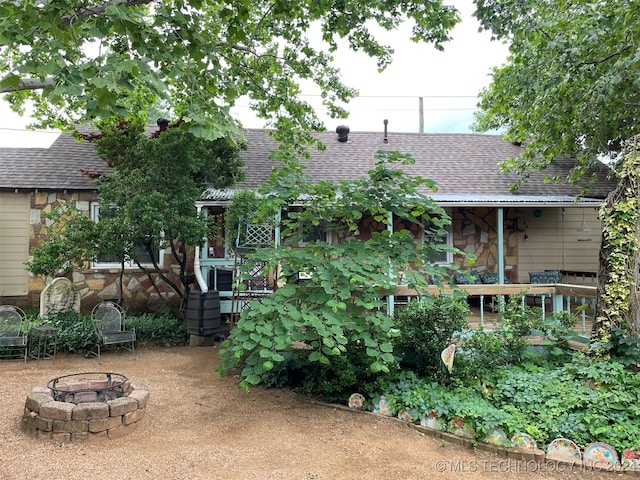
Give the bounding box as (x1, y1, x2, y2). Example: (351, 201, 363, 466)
(90, 301, 136, 361)
(0, 305, 28, 362)
(528, 270, 561, 306)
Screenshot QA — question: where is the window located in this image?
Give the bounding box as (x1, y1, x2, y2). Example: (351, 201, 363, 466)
(299, 221, 330, 245)
(423, 211, 452, 265)
(91, 203, 162, 268)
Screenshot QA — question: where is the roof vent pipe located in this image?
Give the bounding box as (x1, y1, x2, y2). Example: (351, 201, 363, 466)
(157, 117, 170, 132)
(336, 125, 350, 142)
(383, 119, 388, 144)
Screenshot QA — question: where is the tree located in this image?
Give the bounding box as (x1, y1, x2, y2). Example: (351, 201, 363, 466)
(28, 119, 245, 311)
(218, 151, 468, 390)
(472, 0, 640, 357)
(0, 0, 459, 141)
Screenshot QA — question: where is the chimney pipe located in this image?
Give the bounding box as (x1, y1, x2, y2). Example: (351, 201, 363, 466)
(383, 119, 388, 144)
(336, 125, 350, 142)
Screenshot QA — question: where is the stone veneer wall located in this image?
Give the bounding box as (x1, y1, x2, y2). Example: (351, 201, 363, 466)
(18, 190, 182, 312)
(21, 380, 150, 442)
(452, 207, 520, 282)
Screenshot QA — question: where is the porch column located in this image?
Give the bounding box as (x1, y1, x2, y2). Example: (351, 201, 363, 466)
(497, 207, 505, 284)
(387, 211, 394, 316)
(497, 207, 505, 312)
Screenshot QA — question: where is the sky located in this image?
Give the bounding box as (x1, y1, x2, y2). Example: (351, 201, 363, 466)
(0, 0, 509, 148)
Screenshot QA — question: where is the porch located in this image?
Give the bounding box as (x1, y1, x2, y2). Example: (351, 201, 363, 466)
(393, 278, 597, 345)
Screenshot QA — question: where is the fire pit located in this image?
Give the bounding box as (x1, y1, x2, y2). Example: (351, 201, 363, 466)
(21, 372, 149, 442)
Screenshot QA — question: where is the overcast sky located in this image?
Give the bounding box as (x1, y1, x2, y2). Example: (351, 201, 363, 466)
(0, 0, 508, 148)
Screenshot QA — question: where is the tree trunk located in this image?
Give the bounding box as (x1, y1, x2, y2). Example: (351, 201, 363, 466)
(590, 137, 640, 356)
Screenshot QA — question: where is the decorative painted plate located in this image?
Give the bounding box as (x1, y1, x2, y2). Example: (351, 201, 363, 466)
(420, 411, 443, 430)
(511, 433, 537, 450)
(483, 428, 509, 447)
(348, 393, 365, 410)
(547, 438, 581, 461)
(583, 442, 619, 468)
(622, 447, 640, 469)
(397, 409, 412, 422)
(372, 395, 392, 416)
(449, 417, 475, 439)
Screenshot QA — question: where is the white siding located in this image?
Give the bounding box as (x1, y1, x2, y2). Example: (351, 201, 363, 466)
(517, 207, 601, 283)
(0, 193, 30, 295)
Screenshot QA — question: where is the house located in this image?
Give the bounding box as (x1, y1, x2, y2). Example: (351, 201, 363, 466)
(0, 125, 616, 313)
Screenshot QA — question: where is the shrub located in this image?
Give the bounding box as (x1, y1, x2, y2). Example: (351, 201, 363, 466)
(393, 294, 469, 379)
(126, 313, 188, 346)
(45, 310, 95, 353)
(261, 343, 399, 405)
(490, 353, 640, 452)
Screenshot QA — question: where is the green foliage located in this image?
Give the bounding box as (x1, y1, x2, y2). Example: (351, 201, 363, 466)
(224, 190, 264, 250)
(45, 311, 96, 353)
(474, 0, 634, 186)
(393, 295, 469, 379)
(589, 144, 640, 357)
(490, 353, 640, 452)
(473, 0, 640, 357)
(493, 295, 544, 364)
(261, 344, 398, 405)
(218, 151, 469, 390)
(126, 313, 188, 346)
(29, 121, 245, 311)
(383, 371, 519, 438)
(540, 310, 581, 365)
(0, 0, 459, 140)
(452, 330, 509, 386)
(25, 201, 98, 277)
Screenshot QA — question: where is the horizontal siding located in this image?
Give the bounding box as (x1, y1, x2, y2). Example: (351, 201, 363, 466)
(0, 193, 29, 296)
(517, 207, 600, 282)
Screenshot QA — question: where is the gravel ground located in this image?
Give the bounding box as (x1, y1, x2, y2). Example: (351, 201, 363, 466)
(0, 345, 619, 480)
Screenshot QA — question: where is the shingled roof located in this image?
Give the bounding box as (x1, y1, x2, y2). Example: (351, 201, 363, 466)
(0, 132, 110, 190)
(0, 128, 616, 202)
(233, 129, 615, 203)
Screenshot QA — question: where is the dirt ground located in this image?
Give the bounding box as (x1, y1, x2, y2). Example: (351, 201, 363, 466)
(0, 345, 619, 480)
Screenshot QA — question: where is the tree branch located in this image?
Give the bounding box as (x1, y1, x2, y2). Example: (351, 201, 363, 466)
(58, 0, 153, 28)
(0, 77, 55, 93)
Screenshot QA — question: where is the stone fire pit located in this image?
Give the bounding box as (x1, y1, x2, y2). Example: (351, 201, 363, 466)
(21, 372, 149, 442)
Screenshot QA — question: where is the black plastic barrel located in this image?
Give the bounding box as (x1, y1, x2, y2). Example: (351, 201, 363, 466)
(186, 291, 221, 336)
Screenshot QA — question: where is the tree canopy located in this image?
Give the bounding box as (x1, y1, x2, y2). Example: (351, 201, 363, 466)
(0, 0, 459, 140)
(27, 120, 245, 310)
(473, 0, 639, 188)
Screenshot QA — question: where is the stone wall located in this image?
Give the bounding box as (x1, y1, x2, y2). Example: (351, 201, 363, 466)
(452, 207, 520, 282)
(17, 190, 183, 313)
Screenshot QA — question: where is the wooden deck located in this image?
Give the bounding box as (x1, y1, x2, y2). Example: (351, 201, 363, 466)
(394, 282, 596, 342)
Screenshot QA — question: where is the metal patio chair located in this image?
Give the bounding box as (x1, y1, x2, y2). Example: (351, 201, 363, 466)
(90, 301, 136, 361)
(0, 305, 28, 362)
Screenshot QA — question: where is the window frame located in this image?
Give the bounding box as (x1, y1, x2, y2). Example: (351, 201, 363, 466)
(90, 202, 164, 269)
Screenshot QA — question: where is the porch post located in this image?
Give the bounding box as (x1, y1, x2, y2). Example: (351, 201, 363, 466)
(497, 207, 505, 312)
(497, 207, 505, 284)
(275, 207, 281, 248)
(387, 211, 394, 317)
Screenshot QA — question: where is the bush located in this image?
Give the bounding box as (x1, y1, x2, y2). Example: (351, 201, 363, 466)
(261, 343, 399, 405)
(126, 313, 188, 346)
(393, 294, 469, 379)
(452, 330, 509, 386)
(45, 311, 95, 353)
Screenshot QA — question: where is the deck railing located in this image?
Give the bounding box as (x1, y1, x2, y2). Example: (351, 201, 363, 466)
(394, 282, 596, 339)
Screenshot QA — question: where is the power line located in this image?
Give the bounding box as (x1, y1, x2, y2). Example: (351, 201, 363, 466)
(0, 126, 59, 134)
